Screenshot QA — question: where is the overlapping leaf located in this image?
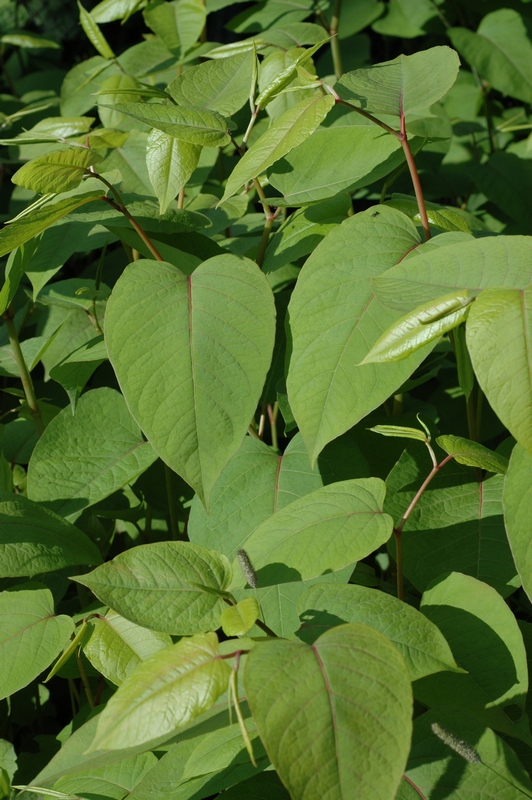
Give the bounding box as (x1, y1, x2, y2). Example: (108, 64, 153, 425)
(105, 102, 230, 146)
(167, 50, 255, 116)
(104, 257, 276, 504)
(503, 444, 532, 604)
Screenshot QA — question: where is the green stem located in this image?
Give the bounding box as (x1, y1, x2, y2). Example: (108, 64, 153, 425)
(329, 0, 343, 79)
(399, 114, 430, 241)
(3, 304, 44, 435)
(268, 402, 279, 451)
(253, 178, 278, 269)
(76, 649, 95, 709)
(165, 464, 182, 540)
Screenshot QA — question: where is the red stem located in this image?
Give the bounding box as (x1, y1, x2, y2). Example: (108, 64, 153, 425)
(399, 112, 431, 241)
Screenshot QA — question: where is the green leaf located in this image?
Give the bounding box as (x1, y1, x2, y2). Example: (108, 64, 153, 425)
(503, 444, 532, 605)
(436, 435, 509, 475)
(386, 448, 519, 597)
(0, 740, 16, 784)
(244, 623, 412, 800)
(102, 101, 230, 147)
(255, 39, 326, 110)
(287, 205, 433, 463)
(297, 583, 462, 680)
(53, 753, 156, 799)
(83, 610, 172, 685)
(1, 31, 60, 48)
(233, 478, 392, 587)
(143, 0, 206, 57)
(88, 632, 231, 751)
(369, 423, 428, 443)
(406, 709, 532, 798)
(49, 336, 107, 411)
(167, 51, 255, 116)
(268, 126, 415, 207)
(12, 148, 102, 195)
(188, 431, 369, 560)
(78, 1, 115, 59)
(449, 10, 532, 105)
(220, 598, 259, 636)
(91, 0, 148, 23)
(0, 192, 104, 259)
(384, 194, 485, 234)
(361, 291, 474, 363)
(0, 238, 40, 315)
(221, 94, 334, 202)
(0, 492, 102, 577)
(199, 772, 289, 800)
(105, 257, 275, 505)
(467, 286, 532, 456)
(72, 541, 233, 635)
(146, 131, 200, 214)
(27, 388, 157, 519)
(372, 0, 437, 39)
(416, 572, 531, 744)
(336, 46, 460, 119)
(0, 587, 74, 700)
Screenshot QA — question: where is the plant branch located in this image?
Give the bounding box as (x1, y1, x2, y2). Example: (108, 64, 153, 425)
(403, 775, 427, 800)
(93, 172, 165, 261)
(329, 0, 343, 79)
(399, 113, 431, 241)
(3, 304, 44, 435)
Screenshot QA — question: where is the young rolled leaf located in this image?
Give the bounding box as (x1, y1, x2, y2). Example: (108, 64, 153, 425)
(105, 257, 276, 505)
(221, 94, 334, 202)
(103, 102, 230, 146)
(360, 290, 474, 364)
(436, 435, 508, 474)
(77, 1, 115, 59)
(88, 632, 231, 751)
(220, 597, 260, 637)
(244, 623, 412, 800)
(369, 424, 428, 443)
(255, 38, 327, 109)
(12, 148, 102, 195)
(466, 286, 532, 456)
(0, 587, 74, 700)
(336, 46, 460, 119)
(71, 541, 233, 635)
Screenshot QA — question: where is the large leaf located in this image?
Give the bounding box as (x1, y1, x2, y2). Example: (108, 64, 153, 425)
(0, 191, 105, 258)
(385, 447, 519, 597)
(188, 431, 369, 560)
(373, 235, 532, 313)
(0, 587, 74, 700)
(287, 205, 433, 462)
(296, 583, 462, 681)
(244, 623, 412, 800)
(146, 131, 200, 214)
(267, 125, 410, 207)
(72, 541, 233, 635)
(27, 388, 157, 519)
(105, 102, 230, 146)
(449, 9, 532, 105)
(406, 709, 532, 798)
(336, 46, 460, 119)
(0, 492, 101, 577)
(233, 478, 392, 587)
(416, 572, 531, 743)
(466, 286, 532, 456)
(53, 753, 157, 800)
(88, 632, 231, 751)
(83, 610, 172, 686)
(221, 94, 335, 202)
(503, 444, 532, 604)
(167, 50, 255, 116)
(143, 0, 205, 57)
(104, 257, 276, 504)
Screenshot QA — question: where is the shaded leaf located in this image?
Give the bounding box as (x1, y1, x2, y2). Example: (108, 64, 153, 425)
(146, 130, 200, 214)
(78, 1, 115, 59)
(503, 444, 532, 605)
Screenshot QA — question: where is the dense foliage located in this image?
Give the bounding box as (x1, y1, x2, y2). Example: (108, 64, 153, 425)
(1, 0, 532, 798)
